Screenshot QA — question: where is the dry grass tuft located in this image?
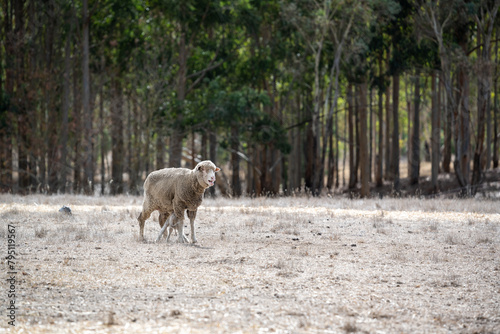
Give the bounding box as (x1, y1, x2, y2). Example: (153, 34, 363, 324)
(1, 208, 20, 218)
(445, 233, 463, 245)
(429, 221, 438, 231)
(342, 320, 359, 333)
(372, 220, 388, 234)
(34, 226, 48, 238)
(390, 252, 407, 262)
(104, 311, 116, 326)
(475, 234, 493, 244)
(271, 221, 292, 233)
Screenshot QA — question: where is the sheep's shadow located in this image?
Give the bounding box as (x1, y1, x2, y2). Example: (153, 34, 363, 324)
(150, 239, 214, 250)
(189, 244, 214, 250)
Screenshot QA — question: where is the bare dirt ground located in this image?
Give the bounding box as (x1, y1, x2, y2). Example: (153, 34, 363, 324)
(1, 194, 499, 333)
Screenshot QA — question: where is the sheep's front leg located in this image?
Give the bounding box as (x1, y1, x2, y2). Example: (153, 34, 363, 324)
(187, 210, 198, 243)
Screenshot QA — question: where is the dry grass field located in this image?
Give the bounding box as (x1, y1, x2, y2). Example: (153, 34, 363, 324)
(1, 194, 499, 333)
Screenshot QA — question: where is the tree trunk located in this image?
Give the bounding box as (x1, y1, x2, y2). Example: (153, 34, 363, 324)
(201, 131, 208, 160)
(342, 102, 347, 187)
(298, 100, 303, 191)
(253, 146, 261, 196)
(155, 129, 165, 170)
(334, 95, 339, 189)
(310, 38, 324, 196)
(260, 145, 271, 194)
(375, 58, 383, 187)
(305, 120, 314, 191)
(208, 131, 217, 197)
(355, 86, 361, 187)
(73, 50, 82, 193)
(190, 131, 196, 168)
(321, 42, 344, 194)
(82, 0, 94, 195)
(410, 70, 420, 185)
(290, 95, 302, 192)
(391, 73, 401, 194)
(170, 31, 187, 168)
(60, 27, 71, 193)
(99, 81, 105, 195)
(442, 72, 452, 173)
(13, 0, 29, 194)
(46, 0, 59, 194)
(454, 46, 470, 194)
(125, 95, 132, 194)
(2, 0, 13, 192)
(494, 32, 499, 169)
(231, 125, 241, 197)
(472, 5, 498, 193)
(0, 0, 12, 191)
(472, 51, 488, 192)
(368, 87, 373, 183)
(110, 76, 124, 195)
(406, 78, 412, 180)
(288, 98, 300, 192)
(130, 97, 140, 194)
(326, 130, 334, 191)
(431, 70, 440, 192)
(359, 82, 370, 197)
(144, 107, 151, 175)
(247, 145, 253, 196)
(347, 84, 356, 189)
(384, 74, 392, 180)
(271, 148, 281, 194)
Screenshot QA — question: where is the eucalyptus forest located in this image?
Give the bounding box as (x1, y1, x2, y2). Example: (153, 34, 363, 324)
(1, 0, 499, 197)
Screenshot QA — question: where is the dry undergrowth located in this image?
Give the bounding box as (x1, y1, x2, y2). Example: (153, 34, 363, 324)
(1, 194, 499, 333)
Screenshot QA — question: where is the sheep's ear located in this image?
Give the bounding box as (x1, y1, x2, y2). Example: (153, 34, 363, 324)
(215, 167, 220, 172)
(197, 165, 204, 172)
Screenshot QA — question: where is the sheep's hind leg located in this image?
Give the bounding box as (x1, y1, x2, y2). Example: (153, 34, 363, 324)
(187, 210, 198, 243)
(156, 213, 172, 243)
(138, 209, 153, 241)
(158, 212, 169, 228)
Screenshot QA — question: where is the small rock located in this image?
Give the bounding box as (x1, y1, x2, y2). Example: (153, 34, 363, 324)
(59, 206, 72, 215)
(170, 310, 182, 317)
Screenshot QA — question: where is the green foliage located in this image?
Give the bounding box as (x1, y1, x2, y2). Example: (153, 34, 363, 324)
(92, 0, 145, 73)
(251, 114, 291, 154)
(202, 79, 290, 154)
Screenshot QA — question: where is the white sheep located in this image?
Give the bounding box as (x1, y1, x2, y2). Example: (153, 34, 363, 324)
(137, 160, 220, 243)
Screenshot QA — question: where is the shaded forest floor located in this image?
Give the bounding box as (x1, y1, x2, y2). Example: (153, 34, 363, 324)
(1, 195, 499, 333)
(341, 162, 500, 199)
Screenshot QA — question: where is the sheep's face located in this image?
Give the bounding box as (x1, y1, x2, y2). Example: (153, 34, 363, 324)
(196, 162, 220, 188)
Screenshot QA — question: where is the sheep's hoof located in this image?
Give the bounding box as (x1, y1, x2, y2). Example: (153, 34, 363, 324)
(191, 239, 198, 244)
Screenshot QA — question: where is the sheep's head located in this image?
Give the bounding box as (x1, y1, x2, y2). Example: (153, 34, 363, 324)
(195, 160, 220, 188)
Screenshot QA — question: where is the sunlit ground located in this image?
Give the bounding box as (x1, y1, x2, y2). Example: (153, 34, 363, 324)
(1, 194, 499, 333)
